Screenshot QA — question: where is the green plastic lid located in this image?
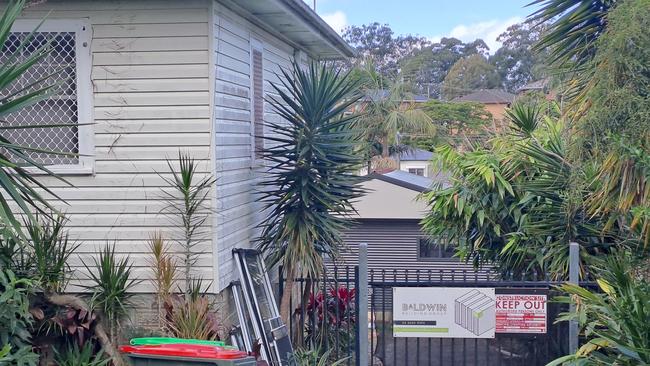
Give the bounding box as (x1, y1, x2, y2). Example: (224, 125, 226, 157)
(130, 337, 226, 347)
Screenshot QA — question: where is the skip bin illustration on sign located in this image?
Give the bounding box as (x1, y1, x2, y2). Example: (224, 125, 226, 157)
(455, 290, 496, 336)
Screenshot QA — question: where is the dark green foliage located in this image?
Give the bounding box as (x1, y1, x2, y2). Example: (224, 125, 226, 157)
(400, 38, 490, 98)
(577, 0, 650, 151)
(441, 55, 501, 100)
(82, 243, 139, 341)
(342, 23, 430, 79)
(257, 61, 365, 277)
(54, 342, 110, 366)
(420, 104, 620, 278)
(405, 99, 491, 149)
(489, 20, 550, 92)
(5, 214, 79, 292)
(549, 252, 650, 365)
(0, 269, 39, 366)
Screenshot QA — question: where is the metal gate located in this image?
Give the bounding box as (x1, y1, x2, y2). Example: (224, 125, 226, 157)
(279, 266, 594, 366)
(367, 268, 571, 366)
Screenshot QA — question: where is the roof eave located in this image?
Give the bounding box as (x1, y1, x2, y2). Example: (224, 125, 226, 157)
(276, 0, 356, 58)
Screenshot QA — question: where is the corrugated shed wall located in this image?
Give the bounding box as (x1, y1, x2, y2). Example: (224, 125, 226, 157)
(16, 0, 214, 292)
(334, 219, 486, 274)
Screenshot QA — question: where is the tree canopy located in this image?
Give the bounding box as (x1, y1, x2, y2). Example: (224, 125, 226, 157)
(441, 54, 500, 100)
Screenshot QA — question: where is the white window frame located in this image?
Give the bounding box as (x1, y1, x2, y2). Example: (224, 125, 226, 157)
(10, 19, 94, 175)
(250, 37, 264, 166)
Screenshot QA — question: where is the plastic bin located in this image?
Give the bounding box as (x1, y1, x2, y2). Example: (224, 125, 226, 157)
(130, 338, 226, 347)
(120, 345, 256, 366)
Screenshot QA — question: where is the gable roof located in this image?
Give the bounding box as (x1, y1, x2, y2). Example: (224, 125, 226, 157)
(361, 89, 429, 103)
(369, 170, 434, 192)
(454, 89, 515, 104)
(398, 148, 433, 161)
(517, 78, 549, 93)
(222, 0, 355, 59)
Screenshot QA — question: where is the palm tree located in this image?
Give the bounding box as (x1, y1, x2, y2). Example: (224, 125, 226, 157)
(0, 0, 74, 237)
(257, 61, 365, 323)
(353, 64, 435, 171)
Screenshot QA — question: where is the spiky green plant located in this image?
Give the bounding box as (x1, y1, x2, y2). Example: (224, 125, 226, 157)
(0, 0, 76, 237)
(54, 342, 110, 366)
(549, 252, 650, 365)
(82, 243, 139, 343)
(257, 61, 365, 323)
(159, 152, 215, 292)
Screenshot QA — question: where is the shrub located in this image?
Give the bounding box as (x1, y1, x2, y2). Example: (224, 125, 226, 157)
(550, 252, 650, 365)
(54, 342, 110, 366)
(0, 269, 39, 366)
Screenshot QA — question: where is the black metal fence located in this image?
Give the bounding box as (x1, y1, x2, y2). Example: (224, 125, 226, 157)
(279, 267, 593, 366)
(279, 266, 359, 365)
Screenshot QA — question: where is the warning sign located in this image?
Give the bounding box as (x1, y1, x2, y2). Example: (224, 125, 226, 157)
(495, 292, 547, 334)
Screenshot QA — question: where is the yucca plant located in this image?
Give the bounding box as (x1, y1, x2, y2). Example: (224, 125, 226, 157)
(0, 0, 76, 237)
(257, 61, 365, 323)
(159, 152, 215, 293)
(54, 342, 110, 366)
(82, 243, 139, 343)
(290, 348, 349, 366)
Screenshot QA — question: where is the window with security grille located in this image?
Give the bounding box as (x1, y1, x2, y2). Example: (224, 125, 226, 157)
(2, 20, 92, 170)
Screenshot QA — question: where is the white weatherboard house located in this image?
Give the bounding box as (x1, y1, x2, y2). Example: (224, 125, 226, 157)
(6, 0, 353, 313)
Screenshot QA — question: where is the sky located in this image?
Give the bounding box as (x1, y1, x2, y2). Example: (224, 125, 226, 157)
(306, 0, 541, 53)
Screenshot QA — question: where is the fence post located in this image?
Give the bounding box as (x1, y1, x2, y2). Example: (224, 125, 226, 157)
(568, 242, 580, 353)
(356, 243, 369, 366)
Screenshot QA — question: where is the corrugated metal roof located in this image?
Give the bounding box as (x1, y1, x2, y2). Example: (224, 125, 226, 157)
(454, 89, 515, 104)
(398, 148, 433, 161)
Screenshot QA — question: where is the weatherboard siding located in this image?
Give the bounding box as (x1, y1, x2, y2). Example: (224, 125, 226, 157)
(212, 2, 301, 290)
(16, 0, 213, 292)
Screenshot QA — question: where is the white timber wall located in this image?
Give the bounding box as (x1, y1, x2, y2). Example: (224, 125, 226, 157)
(212, 2, 299, 290)
(16, 0, 214, 292)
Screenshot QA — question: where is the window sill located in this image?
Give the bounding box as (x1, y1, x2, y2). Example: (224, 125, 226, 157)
(24, 165, 94, 176)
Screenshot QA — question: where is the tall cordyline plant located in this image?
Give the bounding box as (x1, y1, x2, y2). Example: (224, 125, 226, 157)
(257, 61, 365, 323)
(159, 152, 215, 293)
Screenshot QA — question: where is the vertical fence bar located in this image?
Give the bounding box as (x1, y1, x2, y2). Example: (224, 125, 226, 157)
(347, 266, 352, 366)
(370, 269, 375, 365)
(322, 267, 329, 354)
(393, 269, 397, 366)
(334, 267, 340, 361)
(382, 269, 386, 365)
(569, 242, 580, 354)
(404, 269, 409, 366)
(358, 243, 369, 366)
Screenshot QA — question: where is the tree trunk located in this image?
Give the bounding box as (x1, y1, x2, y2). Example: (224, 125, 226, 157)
(381, 138, 390, 158)
(45, 294, 124, 366)
(279, 267, 295, 325)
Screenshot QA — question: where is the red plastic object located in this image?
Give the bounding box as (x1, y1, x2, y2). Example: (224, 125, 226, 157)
(119, 344, 247, 360)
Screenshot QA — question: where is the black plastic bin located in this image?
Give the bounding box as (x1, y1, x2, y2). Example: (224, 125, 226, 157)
(125, 353, 257, 366)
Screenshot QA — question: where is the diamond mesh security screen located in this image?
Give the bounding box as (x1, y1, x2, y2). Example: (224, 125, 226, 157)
(1, 31, 79, 165)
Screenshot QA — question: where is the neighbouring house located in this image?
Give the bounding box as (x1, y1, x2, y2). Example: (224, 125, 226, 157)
(331, 170, 480, 275)
(454, 88, 515, 125)
(396, 148, 433, 177)
(6, 0, 353, 327)
(517, 78, 556, 101)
